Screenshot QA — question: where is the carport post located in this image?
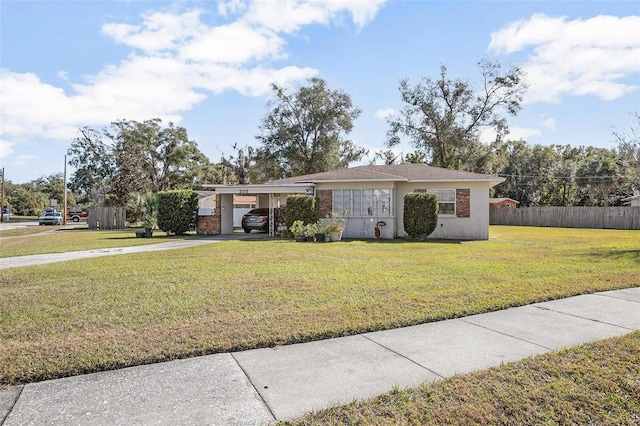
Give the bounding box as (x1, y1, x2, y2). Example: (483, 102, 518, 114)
(268, 193, 275, 237)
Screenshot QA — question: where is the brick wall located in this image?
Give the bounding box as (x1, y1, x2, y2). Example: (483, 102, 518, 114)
(197, 215, 220, 235)
(456, 189, 470, 218)
(197, 194, 221, 235)
(317, 189, 333, 217)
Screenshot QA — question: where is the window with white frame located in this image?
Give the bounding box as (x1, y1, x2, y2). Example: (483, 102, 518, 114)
(332, 189, 393, 216)
(428, 189, 456, 215)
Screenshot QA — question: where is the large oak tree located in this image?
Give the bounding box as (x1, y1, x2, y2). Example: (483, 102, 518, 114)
(387, 60, 526, 169)
(255, 78, 366, 180)
(68, 119, 210, 205)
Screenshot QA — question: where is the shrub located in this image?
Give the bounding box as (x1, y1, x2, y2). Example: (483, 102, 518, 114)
(289, 220, 305, 236)
(285, 195, 318, 230)
(403, 192, 439, 240)
(157, 190, 198, 235)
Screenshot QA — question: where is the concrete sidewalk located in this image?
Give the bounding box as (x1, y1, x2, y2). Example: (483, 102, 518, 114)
(2, 287, 639, 425)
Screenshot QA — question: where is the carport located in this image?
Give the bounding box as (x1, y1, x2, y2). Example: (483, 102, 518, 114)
(200, 183, 315, 237)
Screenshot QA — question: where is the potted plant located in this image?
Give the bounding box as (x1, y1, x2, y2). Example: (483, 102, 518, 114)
(314, 221, 327, 242)
(139, 216, 156, 238)
(326, 223, 344, 242)
(303, 223, 317, 242)
(289, 220, 306, 242)
(134, 192, 157, 238)
(325, 212, 345, 242)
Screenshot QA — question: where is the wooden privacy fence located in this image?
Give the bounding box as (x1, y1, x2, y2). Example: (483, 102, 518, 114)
(87, 207, 126, 230)
(490, 206, 640, 230)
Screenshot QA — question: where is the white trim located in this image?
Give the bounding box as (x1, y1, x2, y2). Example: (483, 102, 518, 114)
(202, 183, 315, 195)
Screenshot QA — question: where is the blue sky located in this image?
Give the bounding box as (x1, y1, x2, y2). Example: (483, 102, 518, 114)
(1, 0, 639, 184)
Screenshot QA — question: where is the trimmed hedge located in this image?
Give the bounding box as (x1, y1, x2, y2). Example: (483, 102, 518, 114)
(285, 195, 318, 230)
(403, 192, 439, 240)
(157, 190, 198, 235)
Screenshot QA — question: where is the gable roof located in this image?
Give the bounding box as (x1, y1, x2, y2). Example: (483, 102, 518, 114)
(269, 163, 505, 185)
(489, 197, 519, 204)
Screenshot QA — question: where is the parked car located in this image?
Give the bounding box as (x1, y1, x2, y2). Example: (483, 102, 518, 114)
(241, 208, 270, 233)
(38, 211, 63, 225)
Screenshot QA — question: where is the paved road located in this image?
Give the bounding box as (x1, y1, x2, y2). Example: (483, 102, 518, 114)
(1, 287, 638, 424)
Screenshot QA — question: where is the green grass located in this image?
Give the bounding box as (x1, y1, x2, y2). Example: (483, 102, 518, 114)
(283, 331, 640, 425)
(0, 226, 638, 386)
(0, 228, 200, 257)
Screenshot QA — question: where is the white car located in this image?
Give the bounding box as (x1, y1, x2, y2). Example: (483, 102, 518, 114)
(38, 211, 63, 225)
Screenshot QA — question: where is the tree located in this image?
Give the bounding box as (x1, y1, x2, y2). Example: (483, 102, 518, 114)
(68, 127, 115, 204)
(220, 144, 255, 184)
(255, 78, 366, 180)
(612, 112, 640, 204)
(371, 149, 399, 165)
(576, 148, 619, 206)
(387, 60, 526, 169)
(68, 119, 211, 205)
(32, 173, 76, 207)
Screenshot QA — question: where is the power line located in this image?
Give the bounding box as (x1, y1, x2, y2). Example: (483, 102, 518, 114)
(499, 174, 624, 179)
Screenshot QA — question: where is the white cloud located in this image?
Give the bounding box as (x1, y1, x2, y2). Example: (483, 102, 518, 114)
(508, 126, 543, 141)
(102, 9, 205, 53)
(13, 154, 36, 166)
(489, 14, 640, 103)
(541, 116, 556, 130)
(218, 0, 247, 17)
(179, 22, 285, 64)
(1, 1, 386, 144)
(0, 139, 15, 158)
(374, 108, 396, 119)
(242, 0, 387, 33)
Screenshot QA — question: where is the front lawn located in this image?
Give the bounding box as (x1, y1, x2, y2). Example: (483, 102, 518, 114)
(0, 228, 199, 257)
(0, 226, 638, 386)
(284, 331, 640, 425)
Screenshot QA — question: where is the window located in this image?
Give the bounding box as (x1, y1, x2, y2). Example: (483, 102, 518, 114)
(428, 189, 456, 215)
(332, 189, 393, 216)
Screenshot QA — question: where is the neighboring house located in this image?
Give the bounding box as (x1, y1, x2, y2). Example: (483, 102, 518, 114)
(199, 163, 504, 240)
(621, 191, 640, 207)
(489, 198, 519, 209)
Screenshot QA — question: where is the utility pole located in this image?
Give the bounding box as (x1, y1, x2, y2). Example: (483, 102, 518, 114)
(63, 155, 67, 225)
(1, 167, 5, 223)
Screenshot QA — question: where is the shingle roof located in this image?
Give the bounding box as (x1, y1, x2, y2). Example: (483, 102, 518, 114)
(489, 198, 519, 204)
(269, 163, 504, 184)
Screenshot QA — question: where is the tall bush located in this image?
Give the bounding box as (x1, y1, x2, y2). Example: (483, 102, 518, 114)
(403, 192, 439, 240)
(285, 195, 318, 229)
(157, 190, 198, 235)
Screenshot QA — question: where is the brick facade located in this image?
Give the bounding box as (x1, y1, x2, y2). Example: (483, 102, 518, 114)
(197, 194, 221, 235)
(317, 189, 333, 217)
(456, 189, 470, 218)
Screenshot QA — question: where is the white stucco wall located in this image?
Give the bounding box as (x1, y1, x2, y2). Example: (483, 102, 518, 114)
(395, 181, 492, 240)
(315, 180, 493, 240)
(315, 181, 396, 239)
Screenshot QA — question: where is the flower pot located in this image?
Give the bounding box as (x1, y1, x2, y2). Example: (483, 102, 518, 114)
(305, 235, 316, 242)
(294, 234, 306, 242)
(135, 229, 153, 238)
(328, 231, 343, 242)
(315, 233, 325, 242)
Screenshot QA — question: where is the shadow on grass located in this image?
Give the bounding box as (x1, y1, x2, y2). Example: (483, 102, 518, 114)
(588, 249, 640, 264)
